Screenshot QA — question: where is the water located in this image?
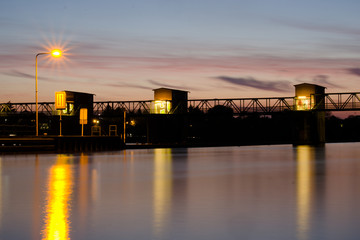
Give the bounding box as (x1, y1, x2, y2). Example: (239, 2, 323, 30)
(1, 143, 360, 240)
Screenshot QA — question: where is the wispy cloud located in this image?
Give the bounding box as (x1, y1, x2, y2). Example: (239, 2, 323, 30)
(348, 68, 360, 77)
(311, 75, 341, 88)
(214, 76, 292, 92)
(147, 79, 198, 91)
(2, 70, 55, 82)
(106, 82, 153, 90)
(272, 18, 360, 36)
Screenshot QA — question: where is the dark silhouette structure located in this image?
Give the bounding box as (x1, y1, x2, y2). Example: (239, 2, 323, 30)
(148, 88, 188, 143)
(293, 83, 326, 145)
(53, 91, 94, 136)
(1, 84, 360, 146)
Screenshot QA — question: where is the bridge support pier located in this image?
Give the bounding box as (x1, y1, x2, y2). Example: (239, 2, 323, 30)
(292, 111, 325, 146)
(147, 114, 187, 144)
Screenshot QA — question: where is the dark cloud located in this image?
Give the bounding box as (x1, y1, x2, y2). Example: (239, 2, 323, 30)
(348, 68, 360, 77)
(106, 82, 152, 90)
(214, 76, 291, 92)
(3, 70, 54, 82)
(4, 70, 33, 79)
(148, 79, 182, 89)
(312, 75, 340, 88)
(147, 79, 197, 91)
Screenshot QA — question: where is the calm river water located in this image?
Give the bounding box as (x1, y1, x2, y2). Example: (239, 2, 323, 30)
(1, 143, 360, 240)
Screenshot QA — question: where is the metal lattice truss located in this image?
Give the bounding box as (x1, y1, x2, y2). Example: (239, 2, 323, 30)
(312, 93, 360, 111)
(2, 92, 360, 116)
(0, 102, 55, 115)
(188, 97, 294, 114)
(93, 101, 152, 115)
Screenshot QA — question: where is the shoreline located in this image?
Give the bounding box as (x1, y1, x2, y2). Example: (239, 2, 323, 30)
(1, 136, 359, 154)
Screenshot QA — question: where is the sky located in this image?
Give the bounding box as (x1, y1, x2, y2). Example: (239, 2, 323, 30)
(1, 0, 360, 103)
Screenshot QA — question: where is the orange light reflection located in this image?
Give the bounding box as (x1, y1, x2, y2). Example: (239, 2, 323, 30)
(42, 155, 74, 240)
(153, 149, 173, 238)
(296, 146, 315, 240)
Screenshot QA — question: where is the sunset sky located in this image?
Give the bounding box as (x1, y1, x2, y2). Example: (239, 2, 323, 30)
(1, 0, 360, 102)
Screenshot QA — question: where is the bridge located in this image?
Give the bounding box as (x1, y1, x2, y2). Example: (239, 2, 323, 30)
(1, 92, 360, 116)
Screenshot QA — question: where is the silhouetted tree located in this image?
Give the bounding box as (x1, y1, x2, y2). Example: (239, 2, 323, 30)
(207, 105, 233, 118)
(201, 105, 234, 143)
(102, 106, 125, 117)
(188, 106, 204, 115)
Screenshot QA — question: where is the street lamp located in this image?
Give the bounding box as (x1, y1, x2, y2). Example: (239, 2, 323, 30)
(35, 49, 62, 136)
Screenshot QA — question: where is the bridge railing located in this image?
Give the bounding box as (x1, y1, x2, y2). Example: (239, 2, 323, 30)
(311, 93, 360, 111)
(2, 92, 360, 115)
(0, 102, 55, 115)
(188, 97, 294, 114)
(93, 101, 152, 115)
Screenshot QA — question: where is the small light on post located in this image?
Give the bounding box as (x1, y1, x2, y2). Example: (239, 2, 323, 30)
(35, 49, 64, 136)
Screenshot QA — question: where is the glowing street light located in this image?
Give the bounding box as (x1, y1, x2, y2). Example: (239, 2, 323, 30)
(35, 49, 63, 136)
(51, 49, 62, 58)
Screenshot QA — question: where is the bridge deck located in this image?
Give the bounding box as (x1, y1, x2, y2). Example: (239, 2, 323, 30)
(1, 92, 360, 115)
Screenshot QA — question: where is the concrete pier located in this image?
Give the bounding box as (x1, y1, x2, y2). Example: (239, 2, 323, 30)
(293, 83, 326, 146)
(292, 111, 325, 146)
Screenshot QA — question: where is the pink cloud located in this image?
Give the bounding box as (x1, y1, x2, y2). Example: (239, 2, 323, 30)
(2, 39, 360, 103)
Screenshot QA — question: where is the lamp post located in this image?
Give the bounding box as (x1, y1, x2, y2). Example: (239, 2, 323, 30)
(35, 49, 62, 136)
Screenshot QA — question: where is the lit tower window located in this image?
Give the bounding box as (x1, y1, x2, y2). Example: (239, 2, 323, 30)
(294, 83, 325, 111)
(151, 88, 188, 114)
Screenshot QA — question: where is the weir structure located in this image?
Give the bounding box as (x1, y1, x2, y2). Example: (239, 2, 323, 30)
(2, 84, 360, 145)
(2, 91, 360, 115)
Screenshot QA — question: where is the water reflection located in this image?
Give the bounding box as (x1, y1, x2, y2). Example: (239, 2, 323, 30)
(4, 144, 360, 239)
(295, 146, 325, 240)
(77, 153, 90, 233)
(32, 155, 41, 240)
(0, 157, 2, 230)
(153, 148, 173, 238)
(42, 155, 74, 240)
(296, 146, 315, 240)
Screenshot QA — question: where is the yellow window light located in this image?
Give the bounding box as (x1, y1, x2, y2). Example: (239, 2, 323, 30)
(296, 96, 310, 110)
(153, 100, 171, 114)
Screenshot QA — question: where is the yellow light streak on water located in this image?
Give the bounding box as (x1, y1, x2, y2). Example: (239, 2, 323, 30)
(153, 149, 173, 238)
(296, 146, 315, 240)
(0, 157, 2, 230)
(42, 155, 74, 240)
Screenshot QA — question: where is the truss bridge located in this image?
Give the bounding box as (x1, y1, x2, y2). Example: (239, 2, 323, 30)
(1, 92, 360, 116)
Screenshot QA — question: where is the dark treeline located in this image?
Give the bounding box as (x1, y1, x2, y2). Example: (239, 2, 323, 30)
(1, 104, 360, 145)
